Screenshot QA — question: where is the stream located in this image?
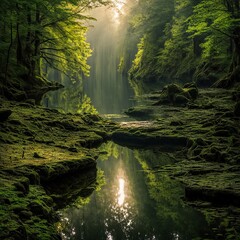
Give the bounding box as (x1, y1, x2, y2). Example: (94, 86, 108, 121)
(57, 24, 212, 240)
(58, 144, 211, 240)
(57, 6, 212, 240)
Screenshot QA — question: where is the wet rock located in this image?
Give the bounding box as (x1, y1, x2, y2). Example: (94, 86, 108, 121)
(154, 83, 199, 106)
(185, 185, 240, 206)
(33, 157, 97, 182)
(112, 130, 189, 148)
(44, 168, 97, 209)
(0, 109, 12, 121)
(125, 106, 153, 118)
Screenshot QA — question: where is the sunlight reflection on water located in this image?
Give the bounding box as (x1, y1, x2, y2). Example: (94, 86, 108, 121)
(58, 143, 211, 240)
(117, 178, 125, 206)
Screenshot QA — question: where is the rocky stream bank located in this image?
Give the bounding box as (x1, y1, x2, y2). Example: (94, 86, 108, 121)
(118, 85, 240, 239)
(0, 99, 117, 239)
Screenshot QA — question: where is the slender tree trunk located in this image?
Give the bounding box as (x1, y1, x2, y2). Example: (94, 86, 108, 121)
(220, 0, 240, 86)
(193, 36, 202, 57)
(5, 21, 13, 82)
(33, 4, 41, 78)
(25, 6, 33, 80)
(16, 4, 23, 65)
(234, 0, 240, 13)
(16, 23, 23, 64)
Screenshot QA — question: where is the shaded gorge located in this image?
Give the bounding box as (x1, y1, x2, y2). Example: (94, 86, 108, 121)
(57, 143, 211, 240)
(83, 6, 135, 115)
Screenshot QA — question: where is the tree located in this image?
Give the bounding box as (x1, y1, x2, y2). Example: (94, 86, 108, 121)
(187, 0, 240, 86)
(0, 0, 107, 101)
(156, 0, 195, 81)
(127, 0, 175, 89)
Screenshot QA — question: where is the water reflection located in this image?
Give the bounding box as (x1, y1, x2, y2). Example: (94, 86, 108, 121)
(59, 143, 211, 240)
(117, 178, 125, 206)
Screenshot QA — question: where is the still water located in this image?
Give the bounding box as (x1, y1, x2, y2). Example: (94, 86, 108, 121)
(58, 143, 210, 240)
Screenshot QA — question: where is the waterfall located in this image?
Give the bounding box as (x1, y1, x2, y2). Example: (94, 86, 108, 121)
(83, 6, 134, 114)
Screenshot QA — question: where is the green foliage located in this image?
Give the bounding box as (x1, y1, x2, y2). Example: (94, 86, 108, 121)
(187, 0, 232, 36)
(187, 0, 232, 63)
(77, 95, 98, 114)
(0, 0, 108, 99)
(123, 0, 240, 90)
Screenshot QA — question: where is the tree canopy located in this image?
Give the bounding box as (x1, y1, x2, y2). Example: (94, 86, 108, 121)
(121, 0, 240, 92)
(0, 0, 107, 102)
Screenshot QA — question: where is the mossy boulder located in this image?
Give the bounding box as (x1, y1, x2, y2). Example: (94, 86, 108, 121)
(155, 83, 199, 106)
(174, 94, 189, 106)
(112, 130, 189, 149)
(125, 106, 154, 118)
(167, 84, 183, 102)
(186, 87, 198, 100)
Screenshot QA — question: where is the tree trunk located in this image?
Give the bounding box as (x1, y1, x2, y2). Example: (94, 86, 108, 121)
(33, 4, 41, 78)
(16, 23, 23, 64)
(16, 4, 23, 65)
(193, 36, 202, 57)
(5, 22, 13, 82)
(25, 6, 33, 80)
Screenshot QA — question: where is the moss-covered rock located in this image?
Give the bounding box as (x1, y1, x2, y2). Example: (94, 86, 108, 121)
(120, 87, 240, 238)
(112, 130, 189, 149)
(153, 83, 199, 106)
(174, 94, 189, 106)
(186, 87, 198, 100)
(0, 99, 116, 239)
(125, 106, 154, 118)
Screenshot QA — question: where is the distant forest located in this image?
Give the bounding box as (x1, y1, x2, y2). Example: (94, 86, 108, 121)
(119, 0, 240, 92)
(0, 0, 239, 102)
(0, 0, 106, 103)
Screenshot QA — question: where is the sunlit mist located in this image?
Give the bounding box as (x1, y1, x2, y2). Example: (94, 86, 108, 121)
(117, 178, 125, 206)
(112, 0, 126, 24)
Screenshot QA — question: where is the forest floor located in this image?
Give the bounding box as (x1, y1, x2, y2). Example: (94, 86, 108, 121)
(115, 87, 240, 240)
(0, 99, 117, 239)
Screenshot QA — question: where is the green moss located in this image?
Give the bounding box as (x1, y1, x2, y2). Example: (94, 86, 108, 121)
(0, 99, 112, 239)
